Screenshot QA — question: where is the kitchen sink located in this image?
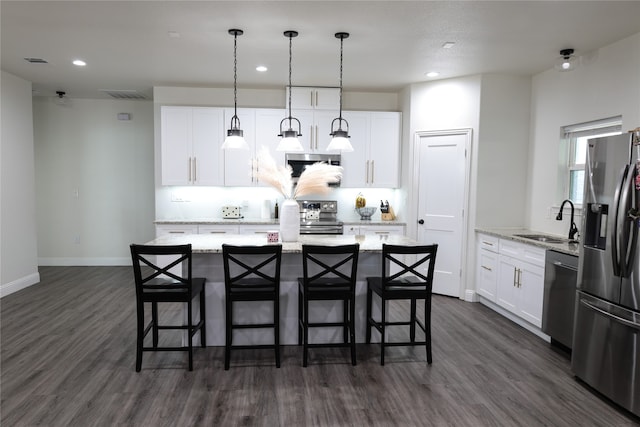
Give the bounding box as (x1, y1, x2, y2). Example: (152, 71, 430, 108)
(513, 234, 566, 244)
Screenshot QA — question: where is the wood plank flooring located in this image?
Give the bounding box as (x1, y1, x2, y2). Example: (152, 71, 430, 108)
(1, 266, 638, 426)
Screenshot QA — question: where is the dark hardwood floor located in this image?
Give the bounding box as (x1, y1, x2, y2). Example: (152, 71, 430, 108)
(1, 266, 638, 426)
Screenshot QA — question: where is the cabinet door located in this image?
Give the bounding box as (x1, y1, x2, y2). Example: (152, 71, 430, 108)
(518, 263, 545, 327)
(192, 108, 224, 186)
(368, 112, 400, 188)
(344, 225, 360, 235)
(161, 107, 191, 185)
(239, 225, 274, 235)
(198, 224, 239, 234)
(223, 108, 256, 186)
(255, 109, 287, 176)
(339, 111, 369, 187)
(155, 224, 199, 237)
(288, 87, 339, 110)
(496, 255, 518, 313)
(290, 109, 315, 153)
(313, 88, 340, 110)
(477, 249, 498, 301)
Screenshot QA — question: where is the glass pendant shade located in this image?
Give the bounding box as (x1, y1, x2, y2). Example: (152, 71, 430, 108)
(277, 117, 304, 152)
(327, 117, 353, 152)
(222, 29, 248, 150)
(554, 48, 579, 72)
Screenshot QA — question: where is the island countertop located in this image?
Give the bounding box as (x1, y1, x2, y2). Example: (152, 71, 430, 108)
(145, 233, 419, 253)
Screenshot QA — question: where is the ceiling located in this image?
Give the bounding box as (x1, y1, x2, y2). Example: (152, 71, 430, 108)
(2, 1, 640, 100)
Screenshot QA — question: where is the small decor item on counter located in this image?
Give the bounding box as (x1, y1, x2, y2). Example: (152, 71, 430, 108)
(267, 230, 279, 243)
(355, 193, 366, 209)
(222, 205, 242, 219)
(274, 201, 279, 219)
(356, 207, 377, 220)
(253, 147, 342, 242)
(279, 199, 300, 242)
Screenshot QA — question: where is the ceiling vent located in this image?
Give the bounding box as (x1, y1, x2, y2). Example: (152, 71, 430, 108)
(100, 90, 148, 100)
(24, 57, 48, 64)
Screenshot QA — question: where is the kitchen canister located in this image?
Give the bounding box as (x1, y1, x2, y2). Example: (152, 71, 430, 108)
(279, 199, 300, 242)
(267, 230, 279, 243)
(261, 200, 271, 219)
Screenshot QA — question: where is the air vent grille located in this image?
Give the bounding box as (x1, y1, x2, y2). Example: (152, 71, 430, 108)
(100, 90, 148, 100)
(24, 57, 48, 64)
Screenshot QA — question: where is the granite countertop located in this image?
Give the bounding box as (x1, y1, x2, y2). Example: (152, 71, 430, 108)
(476, 228, 579, 256)
(145, 233, 417, 253)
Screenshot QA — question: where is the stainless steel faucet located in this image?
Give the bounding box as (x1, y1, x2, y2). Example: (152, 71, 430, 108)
(556, 199, 579, 241)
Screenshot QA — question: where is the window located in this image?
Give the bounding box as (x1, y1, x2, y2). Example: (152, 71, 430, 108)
(561, 117, 622, 205)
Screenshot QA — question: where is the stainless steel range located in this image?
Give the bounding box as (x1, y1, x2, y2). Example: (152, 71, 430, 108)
(298, 200, 343, 235)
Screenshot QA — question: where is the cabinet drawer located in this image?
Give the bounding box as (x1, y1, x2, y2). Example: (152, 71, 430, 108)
(477, 234, 499, 253)
(155, 224, 198, 237)
(498, 238, 545, 267)
(198, 225, 239, 234)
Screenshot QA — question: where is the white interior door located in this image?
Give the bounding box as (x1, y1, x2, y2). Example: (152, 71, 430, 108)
(415, 130, 470, 297)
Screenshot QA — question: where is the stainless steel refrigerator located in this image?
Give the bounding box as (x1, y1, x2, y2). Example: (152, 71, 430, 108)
(572, 131, 640, 417)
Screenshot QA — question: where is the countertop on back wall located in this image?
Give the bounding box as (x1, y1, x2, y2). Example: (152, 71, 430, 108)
(476, 228, 580, 256)
(155, 218, 407, 226)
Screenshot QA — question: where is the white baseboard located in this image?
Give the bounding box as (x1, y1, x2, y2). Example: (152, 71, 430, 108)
(464, 289, 479, 302)
(38, 257, 131, 266)
(1, 272, 40, 298)
(478, 296, 551, 342)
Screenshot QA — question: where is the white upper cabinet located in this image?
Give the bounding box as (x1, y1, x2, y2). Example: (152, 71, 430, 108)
(160, 106, 224, 186)
(340, 111, 401, 188)
(224, 108, 288, 187)
(287, 86, 340, 110)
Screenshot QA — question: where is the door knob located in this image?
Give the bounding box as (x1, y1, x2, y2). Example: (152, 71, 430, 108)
(418, 219, 424, 225)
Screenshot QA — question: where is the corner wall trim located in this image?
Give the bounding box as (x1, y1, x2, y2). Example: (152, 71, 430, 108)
(464, 290, 479, 302)
(1, 272, 40, 298)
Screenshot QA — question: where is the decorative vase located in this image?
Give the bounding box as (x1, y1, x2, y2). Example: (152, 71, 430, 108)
(279, 199, 300, 242)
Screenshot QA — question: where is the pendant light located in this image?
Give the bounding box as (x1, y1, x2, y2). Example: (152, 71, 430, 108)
(327, 32, 354, 152)
(554, 48, 579, 72)
(276, 30, 304, 152)
(221, 29, 248, 150)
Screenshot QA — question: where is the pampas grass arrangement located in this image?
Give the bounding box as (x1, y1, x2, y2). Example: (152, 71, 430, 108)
(253, 147, 342, 199)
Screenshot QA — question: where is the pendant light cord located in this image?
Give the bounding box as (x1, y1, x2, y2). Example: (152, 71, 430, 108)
(287, 32, 293, 127)
(233, 32, 238, 119)
(338, 35, 344, 120)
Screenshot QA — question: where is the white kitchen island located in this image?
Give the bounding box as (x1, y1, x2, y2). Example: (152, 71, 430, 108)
(144, 233, 420, 346)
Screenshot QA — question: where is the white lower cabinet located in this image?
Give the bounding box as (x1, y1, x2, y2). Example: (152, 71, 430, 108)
(344, 224, 405, 237)
(155, 224, 199, 237)
(477, 233, 545, 328)
(239, 225, 275, 235)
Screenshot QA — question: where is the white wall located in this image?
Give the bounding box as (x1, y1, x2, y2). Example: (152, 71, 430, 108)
(1, 71, 40, 296)
(528, 32, 640, 236)
(33, 98, 155, 265)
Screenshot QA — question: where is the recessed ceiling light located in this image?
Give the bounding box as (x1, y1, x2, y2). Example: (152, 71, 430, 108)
(168, 31, 181, 38)
(425, 71, 440, 78)
(256, 65, 268, 72)
(72, 59, 86, 67)
(442, 42, 456, 49)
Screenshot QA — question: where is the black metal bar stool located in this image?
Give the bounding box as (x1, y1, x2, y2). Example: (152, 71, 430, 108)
(298, 244, 359, 366)
(130, 243, 206, 372)
(365, 244, 438, 365)
(222, 244, 282, 370)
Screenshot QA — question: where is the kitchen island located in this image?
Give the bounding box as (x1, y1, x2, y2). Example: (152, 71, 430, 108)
(144, 233, 421, 346)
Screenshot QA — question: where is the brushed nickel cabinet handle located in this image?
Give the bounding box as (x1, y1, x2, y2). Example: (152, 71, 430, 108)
(188, 157, 192, 182)
(193, 157, 197, 182)
(365, 161, 370, 184)
(513, 268, 517, 287)
(169, 231, 185, 234)
(371, 160, 375, 184)
(481, 265, 492, 271)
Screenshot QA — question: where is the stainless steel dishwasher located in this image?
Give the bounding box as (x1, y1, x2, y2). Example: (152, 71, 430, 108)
(542, 250, 579, 350)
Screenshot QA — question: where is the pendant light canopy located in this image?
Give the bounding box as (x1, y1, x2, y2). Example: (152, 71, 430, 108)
(327, 32, 354, 152)
(222, 29, 249, 150)
(277, 30, 304, 152)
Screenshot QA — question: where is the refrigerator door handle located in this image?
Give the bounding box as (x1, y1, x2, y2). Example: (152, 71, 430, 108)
(612, 164, 629, 277)
(618, 165, 637, 277)
(581, 299, 640, 331)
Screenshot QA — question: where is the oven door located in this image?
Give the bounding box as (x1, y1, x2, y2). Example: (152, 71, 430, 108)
(299, 224, 344, 235)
